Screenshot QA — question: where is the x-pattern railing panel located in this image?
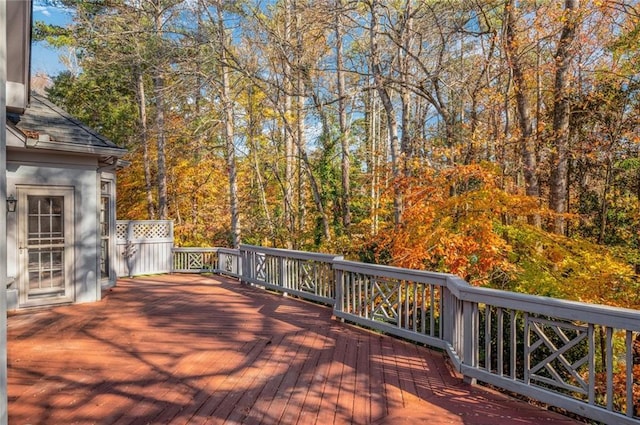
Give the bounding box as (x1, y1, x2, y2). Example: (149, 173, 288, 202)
(371, 277, 400, 323)
(299, 261, 316, 293)
(255, 253, 266, 281)
(224, 255, 234, 273)
(527, 316, 590, 394)
(187, 252, 204, 270)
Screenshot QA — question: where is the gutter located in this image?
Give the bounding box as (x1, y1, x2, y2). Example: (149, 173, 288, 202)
(24, 136, 127, 158)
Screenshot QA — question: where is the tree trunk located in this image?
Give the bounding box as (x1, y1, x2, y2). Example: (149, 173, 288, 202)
(247, 87, 273, 241)
(549, 0, 579, 234)
(283, 0, 295, 248)
(153, 80, 168, 220)
(504, 0, 541, 227)
(299, 145, 331, 242)
(217, 4, 241, 248)
(598, 159, 611, 244)
(136, 68, 155, 220)
(153, 1, 168, 220)
(370, 0, 402, 225)
(400, 1, 413, 174)
(367, 90, 380, 235)
(336, 0, 351, 231)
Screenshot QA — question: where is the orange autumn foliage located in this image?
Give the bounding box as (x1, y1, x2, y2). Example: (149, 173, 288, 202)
(372, 164, 539, 286)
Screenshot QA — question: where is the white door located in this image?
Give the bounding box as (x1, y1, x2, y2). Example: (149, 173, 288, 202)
(18, 187, 75, 307)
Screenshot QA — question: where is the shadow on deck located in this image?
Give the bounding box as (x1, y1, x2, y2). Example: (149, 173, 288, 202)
(8, 274, 581, 425)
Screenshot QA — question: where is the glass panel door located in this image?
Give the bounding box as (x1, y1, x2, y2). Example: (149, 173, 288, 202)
(19, 187, 74, 306)
(27, 196, 65, 298)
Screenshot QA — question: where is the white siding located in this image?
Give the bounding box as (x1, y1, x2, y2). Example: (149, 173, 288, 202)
(0, 2, 9, 422)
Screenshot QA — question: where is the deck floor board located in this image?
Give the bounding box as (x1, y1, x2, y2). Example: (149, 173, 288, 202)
(9, 274, 581, 425)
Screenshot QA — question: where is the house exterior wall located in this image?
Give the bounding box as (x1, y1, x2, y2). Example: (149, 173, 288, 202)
(6, 149, 103, 310)
(1, 0, 9, 422)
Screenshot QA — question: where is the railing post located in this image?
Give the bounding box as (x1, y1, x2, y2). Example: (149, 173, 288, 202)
(243, 247, 253, 284)
(278, 256, 287, 296)
(462, 300, 478, 385)
(235, 249, 242, 278)
(333, 267, 343, 317)
(239, 248, 244, 280)
(441, 284, 454, 351)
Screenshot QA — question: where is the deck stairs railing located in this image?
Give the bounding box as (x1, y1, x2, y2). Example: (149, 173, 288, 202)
(115, 222, 640, 425)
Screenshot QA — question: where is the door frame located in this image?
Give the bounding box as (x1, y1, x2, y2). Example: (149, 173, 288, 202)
(17, 185, 75, 307)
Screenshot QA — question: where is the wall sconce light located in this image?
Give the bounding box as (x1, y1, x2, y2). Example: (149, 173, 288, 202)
(7, 195, 17, 213)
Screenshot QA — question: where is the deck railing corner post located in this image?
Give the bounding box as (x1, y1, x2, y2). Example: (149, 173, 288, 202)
(441, 284, 452, 345)
(235, 248, 242, 279)
(241, 248, 246, 281)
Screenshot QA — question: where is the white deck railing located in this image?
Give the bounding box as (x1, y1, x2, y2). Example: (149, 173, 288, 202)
(114, 231, 639, 425)
(241, 245, 342, 304)
(171, 247, 242, 277)
(331, 259, 640, 425)
(236, 245, 640, 425)
(172, 247, 218, 273)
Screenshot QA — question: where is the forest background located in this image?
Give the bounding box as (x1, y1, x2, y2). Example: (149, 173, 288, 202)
(35, 0, 640, 309)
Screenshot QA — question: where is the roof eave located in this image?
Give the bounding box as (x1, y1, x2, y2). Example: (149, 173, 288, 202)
(25, 137, 128, 158)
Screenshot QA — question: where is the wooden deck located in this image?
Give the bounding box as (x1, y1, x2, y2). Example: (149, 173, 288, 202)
(8, 274, 582, 425)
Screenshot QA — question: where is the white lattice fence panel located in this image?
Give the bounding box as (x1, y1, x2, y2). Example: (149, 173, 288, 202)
(132, 222, 172, 240)
(116, 222, 128, 241)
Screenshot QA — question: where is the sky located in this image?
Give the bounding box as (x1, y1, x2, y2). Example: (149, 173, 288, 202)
(31, 1, 73, 77)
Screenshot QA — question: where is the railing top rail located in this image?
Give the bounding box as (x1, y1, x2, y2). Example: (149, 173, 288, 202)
(239, 244, 343, 262)
(172, 247, 219, 252)
(333, 259, 452, 285)
(333, 260, 640, 329)
(447, 275, 640, 330)
(116, 220, 173, 224)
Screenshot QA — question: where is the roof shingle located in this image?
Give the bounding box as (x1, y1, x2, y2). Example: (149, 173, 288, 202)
(8, 93, 127, 158)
